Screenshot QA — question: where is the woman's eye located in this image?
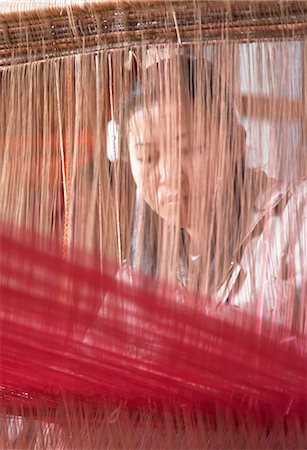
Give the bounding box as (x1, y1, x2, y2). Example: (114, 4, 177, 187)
(181, 146, 203, 156)
(137, 154, 158, 164)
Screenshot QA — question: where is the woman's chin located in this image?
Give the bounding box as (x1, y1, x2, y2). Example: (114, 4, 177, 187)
(156, 202, 189, 227)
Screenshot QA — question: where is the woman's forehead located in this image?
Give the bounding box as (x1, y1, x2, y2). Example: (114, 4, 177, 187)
(128, 103, 192, 145)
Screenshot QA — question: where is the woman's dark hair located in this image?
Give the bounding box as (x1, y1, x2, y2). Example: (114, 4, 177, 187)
(122, 54, 245, 278)
(122, 54, 239, 159)
(127, 54, 213, 118)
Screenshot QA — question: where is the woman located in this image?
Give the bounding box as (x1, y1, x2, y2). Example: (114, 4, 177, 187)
(121, 52, 307, 332)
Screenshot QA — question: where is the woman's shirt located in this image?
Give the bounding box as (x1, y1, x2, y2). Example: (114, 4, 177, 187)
(216, 181, 307, 332)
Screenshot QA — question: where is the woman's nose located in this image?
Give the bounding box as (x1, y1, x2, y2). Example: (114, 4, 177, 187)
(157, 155, 176, 187)
(157, 154, 185, 189)
(157, 157, 168, 184)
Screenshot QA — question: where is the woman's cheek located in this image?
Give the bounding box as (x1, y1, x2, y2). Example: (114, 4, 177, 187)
(142, 167, 159, 212)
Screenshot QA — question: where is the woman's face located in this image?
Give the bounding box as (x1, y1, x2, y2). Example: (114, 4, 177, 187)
(128, 100, 221, 229)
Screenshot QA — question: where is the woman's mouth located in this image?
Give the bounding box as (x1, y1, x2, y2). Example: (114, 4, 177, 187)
(166, 193, 178, 204)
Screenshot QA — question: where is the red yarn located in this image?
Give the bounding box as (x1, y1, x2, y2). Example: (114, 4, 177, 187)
(1, 226, 307, 420)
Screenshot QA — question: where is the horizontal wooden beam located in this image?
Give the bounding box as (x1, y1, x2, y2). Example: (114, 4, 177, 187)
(238, 94, 305, 121)
(1, 1, 307, 67)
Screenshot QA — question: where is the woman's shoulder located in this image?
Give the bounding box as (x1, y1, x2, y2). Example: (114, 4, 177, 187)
(252, 175, 307, 216)
(288, 179, 307, 201)
(279, 179, 307, 220)
(220, 178, 307, 324)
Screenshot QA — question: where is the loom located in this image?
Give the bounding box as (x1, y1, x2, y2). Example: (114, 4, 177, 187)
(1, 1, 307, 448)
